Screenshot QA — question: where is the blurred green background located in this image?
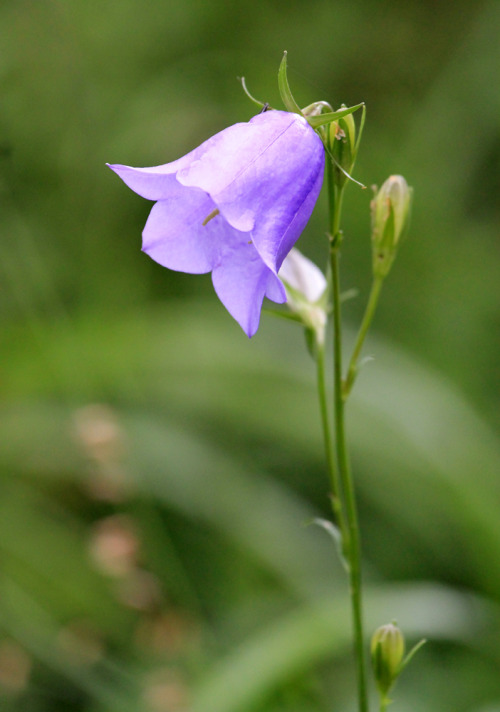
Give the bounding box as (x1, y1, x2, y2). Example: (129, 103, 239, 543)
(1, 0, 499, 710)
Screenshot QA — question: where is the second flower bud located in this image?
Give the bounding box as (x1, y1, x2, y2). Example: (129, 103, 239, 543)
(371, 175, 412, 279)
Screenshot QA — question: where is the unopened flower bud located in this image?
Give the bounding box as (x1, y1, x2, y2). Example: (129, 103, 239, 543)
(328, 107, 357, 188)
(371, 175, 412, 278)
(371, 622, 405, 697)
(278, 248, 328, 343)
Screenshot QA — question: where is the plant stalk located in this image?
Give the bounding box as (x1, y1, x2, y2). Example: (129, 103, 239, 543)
(326, 162, 368, 712)
(343, 275, 384, 398)
(315, 340, 347, 542)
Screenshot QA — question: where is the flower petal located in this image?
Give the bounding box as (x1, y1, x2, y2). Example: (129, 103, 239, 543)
(278, 249, 327, 303)
(108, 109, 325, 337)
(247, 124, 324, 272)
(211, 239, 283, 337)
(107, 132, 225, 201)
(265, 273, 287, 303)
(177, 112, 297, 229)
(107, 161, 182, 201)
(142, 183, 223, 273)
(176, 111, 324, 272)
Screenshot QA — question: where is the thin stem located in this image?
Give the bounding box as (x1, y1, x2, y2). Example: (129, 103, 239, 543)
(331, 247, 368, 712)
(316, 340, 347, 540)
(344, 275, 384, 398)
(327, 161, 368, 712)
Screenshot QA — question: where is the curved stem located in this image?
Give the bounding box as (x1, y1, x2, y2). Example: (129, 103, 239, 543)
(344, 275, 384, 398)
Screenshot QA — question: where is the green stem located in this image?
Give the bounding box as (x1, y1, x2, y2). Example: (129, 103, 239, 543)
(316, 340, 347, 541)
(379, 698, 389, 712)
(327, 162, 368, 712)
(331, 248, 368, 712)
(344, 275, 384, 398)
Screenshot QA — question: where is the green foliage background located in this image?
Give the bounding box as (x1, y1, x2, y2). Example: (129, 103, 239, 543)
(1, 1, 499, 710)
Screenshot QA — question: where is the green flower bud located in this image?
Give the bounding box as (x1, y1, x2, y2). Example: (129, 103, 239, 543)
(328, 107, 357, 188)
(371, 175, 412, 278)
(371, 622, 405, 698)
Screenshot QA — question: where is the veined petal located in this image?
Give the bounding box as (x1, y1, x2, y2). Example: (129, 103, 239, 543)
(177, 111, 324, 272)
(108, 108, 325, 337)
(106, 128, 236, 201)
(212, 239, 283, 338)
(177, 111, 308, 233)
(253, 165, 324, 273)
(142, 183, 224, 273)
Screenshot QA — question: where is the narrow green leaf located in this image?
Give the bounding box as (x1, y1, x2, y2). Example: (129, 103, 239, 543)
(400, 638, 427, 673)
(238, 76, 267, 109)
(192, 584, 488, 712)
(354, 103, 367, 155)
(340, 288, 359, 303)
(309, 518, 349, 572)
(307, 103, 365, 129)
(277, 51, 303, 115)
(262, 307, 304, 324)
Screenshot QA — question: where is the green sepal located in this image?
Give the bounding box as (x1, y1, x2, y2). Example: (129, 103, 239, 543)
(371, 622, 405, 698)
(399, 638, 427, 673)
(398, 186, 414, 245)
(238, 76, 267, 109)
(372, 201, 396, 278)
(328, 103, 364, 190)
(309, 517, 349, 572)
(307, 103, 364, 129)
(340, 288, 358, 303)
(334, 116, 355, 177)
(262, 307, 304, 324)
(304, 326, 317, 359)
(354, 103, 367, 155)
(302, 100, 334, 116)
(278, 51, 303, 115)
(380, 201, 396, 252)
(280, 277, 327, 313)
(278, 275, 328, 345)
(371, 176, 413, 279)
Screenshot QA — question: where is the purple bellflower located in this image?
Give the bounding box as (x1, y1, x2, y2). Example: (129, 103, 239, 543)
(108, 109, 325, 337)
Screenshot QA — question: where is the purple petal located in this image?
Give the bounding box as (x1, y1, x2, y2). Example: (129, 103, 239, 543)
(176, 111, 324, 272)
(265, 273, 287, 303)
(107, 120, 254, 202)
(176, 115, 299, 232)
(106, 132, 226, 201)
(107, 161, 182, 201)
(142, 183, 223, 273)
(253, 165, 324, 273)
(108, 109, 325, 337)
(212, 239, 284, 338)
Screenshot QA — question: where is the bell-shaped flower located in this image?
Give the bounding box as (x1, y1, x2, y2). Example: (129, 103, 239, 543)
(108, 109, 325, 337)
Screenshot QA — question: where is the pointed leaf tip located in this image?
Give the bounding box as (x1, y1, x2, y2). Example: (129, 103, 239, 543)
(238, 76, 266, 108)
(307, 103, 365, 129)
(278, 52, 303, 116)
